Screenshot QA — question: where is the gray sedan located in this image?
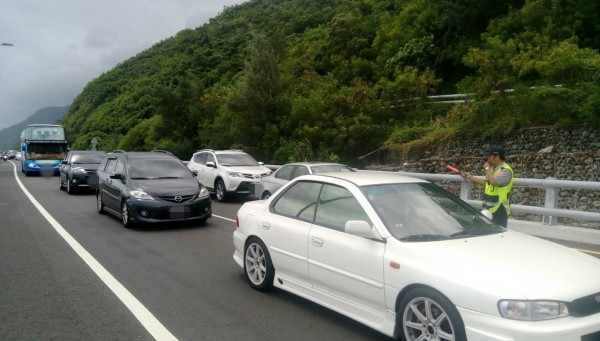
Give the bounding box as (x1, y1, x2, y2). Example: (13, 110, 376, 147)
(255, 162, 354, 199)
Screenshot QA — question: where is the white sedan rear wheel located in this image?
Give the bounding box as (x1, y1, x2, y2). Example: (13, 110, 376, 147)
(244, 238, 274, 291)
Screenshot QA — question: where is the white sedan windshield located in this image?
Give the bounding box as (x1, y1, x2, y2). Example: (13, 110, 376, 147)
(363, 183, 504, 241)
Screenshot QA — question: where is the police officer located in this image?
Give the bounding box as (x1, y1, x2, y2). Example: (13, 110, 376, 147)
(460, 145, 514, 227)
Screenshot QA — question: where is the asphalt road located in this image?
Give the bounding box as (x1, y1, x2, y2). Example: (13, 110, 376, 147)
(1, 160, 599, 340)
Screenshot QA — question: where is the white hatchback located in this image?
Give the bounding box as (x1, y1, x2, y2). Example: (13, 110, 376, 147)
(233, 172, 600, 341)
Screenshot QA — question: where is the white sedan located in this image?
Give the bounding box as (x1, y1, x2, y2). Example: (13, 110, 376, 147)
(233, 172, 600, 341)
(255, 162, 354, 199)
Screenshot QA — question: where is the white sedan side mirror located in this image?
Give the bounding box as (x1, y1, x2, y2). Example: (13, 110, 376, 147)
(345, 220, 375, 238)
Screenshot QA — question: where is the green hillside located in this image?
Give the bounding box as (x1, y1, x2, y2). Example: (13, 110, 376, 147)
(61, 0, 600, 166)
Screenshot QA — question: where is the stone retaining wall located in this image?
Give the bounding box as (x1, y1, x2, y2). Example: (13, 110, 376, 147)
(367, 126, 600, 228)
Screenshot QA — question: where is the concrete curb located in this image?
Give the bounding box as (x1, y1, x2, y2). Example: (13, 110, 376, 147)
(508, 219, 600, 245)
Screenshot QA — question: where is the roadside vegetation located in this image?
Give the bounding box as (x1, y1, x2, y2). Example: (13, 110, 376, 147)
(60, 0, 600, 166)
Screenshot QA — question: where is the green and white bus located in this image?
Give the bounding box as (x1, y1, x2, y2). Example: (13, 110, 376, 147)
(20, 124, 68, 176)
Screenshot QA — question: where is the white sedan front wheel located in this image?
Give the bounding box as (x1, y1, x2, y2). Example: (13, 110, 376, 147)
(244, 238, 274, 291)
(399, 288, 466, 341)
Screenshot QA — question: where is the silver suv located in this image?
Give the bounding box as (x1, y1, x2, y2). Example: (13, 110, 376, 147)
(187, 149, 271, 202)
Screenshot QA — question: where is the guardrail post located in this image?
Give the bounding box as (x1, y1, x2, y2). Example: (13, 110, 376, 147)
(542, 177, 558, 225)
(460, 180, 473, 200)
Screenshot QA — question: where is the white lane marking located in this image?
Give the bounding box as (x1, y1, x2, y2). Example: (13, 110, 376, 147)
(213, 214, 236, 223)
(11, 162, 177, 341)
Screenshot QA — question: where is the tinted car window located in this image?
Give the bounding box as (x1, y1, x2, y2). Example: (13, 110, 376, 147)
(98, 157, 109, 171)
(71, 153, 105, 164)
(275, 165, 294, 180)
(314, 184, 371, 231)
(216, 153, 258, 166)
(194, 153, 207, 164)
(206, 154, 215, 164)
(105, 158, 118, 173)
(114, 158, 124, 174)
(294, 166, 309, 178)
(273, 181, 321, 221)
(127, 159, 192, 179)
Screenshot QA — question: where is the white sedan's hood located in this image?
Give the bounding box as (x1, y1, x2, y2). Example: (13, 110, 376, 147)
(396, 231, 600, 304)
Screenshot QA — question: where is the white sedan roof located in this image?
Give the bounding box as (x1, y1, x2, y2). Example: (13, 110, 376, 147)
(298, 170, 429, 186)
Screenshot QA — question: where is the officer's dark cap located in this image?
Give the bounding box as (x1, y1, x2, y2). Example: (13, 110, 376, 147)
(483, 145, 505, 158)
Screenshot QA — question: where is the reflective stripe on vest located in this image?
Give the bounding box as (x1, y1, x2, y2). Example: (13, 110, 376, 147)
(484, 163, 514, 214)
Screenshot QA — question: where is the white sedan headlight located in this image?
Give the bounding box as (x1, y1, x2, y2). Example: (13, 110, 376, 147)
(228, 172, 243, 177)
(498, 300, 569, 321)
(71, 167, 86, 174)
(130, 190, 154, 200)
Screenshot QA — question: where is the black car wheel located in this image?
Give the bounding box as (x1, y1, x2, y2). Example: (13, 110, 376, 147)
(244, 237, 274, 291)
(66, 176, 74, 194)
(59, 174, 66, 190)
(398, 287, 466, 341)
(261, 191, 271, 200)
(215, 179, 227, 202)
(96, 192, 105, 214)
(121, 201, 133, 228)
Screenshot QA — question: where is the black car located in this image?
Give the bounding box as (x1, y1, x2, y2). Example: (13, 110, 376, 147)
(96, 150, 211, 227)
(59, 150, 107, 194)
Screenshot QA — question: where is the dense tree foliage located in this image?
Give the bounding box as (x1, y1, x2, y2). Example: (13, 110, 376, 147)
(61, 0, 600, 165)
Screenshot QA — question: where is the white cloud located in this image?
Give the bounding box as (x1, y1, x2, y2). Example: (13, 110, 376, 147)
(0, 0, 246, 129)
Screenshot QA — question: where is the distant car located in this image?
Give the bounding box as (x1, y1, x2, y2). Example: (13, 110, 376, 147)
(187, 149, 271, 202)
(59, 150, 106, 194)
(255, 162, 355, 199)
(233, 172, 600, 341)
(96, 150, 211, 228)
(7, 150, 19, 159)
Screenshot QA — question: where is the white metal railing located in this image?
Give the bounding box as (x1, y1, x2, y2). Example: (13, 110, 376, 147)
(394, 171, 600, 225)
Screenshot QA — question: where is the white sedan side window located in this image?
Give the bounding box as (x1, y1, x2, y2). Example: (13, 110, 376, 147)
(272, 181, 322, 221)
(314, 184, 371, 232)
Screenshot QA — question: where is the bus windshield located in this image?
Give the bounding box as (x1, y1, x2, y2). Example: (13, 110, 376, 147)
(26, 144, 67, 160)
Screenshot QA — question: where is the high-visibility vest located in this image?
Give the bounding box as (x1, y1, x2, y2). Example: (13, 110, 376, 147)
(483, 163, 514, 214)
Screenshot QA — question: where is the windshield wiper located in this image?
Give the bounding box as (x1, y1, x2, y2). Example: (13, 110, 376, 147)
(399, 234, 449, 242)
(153, 176, 182, 179)
(448, 228, 501, 239)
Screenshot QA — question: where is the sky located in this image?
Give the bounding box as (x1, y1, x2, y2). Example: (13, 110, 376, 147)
(0, 0, 247, 130)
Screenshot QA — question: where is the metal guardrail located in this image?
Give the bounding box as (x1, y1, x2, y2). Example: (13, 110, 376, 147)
(394, 171, 600, 225)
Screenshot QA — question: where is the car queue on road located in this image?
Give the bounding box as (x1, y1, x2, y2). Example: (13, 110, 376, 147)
(26, 147, 600, 340)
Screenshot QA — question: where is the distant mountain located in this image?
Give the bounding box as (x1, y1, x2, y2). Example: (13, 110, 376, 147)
(0, 105, 69, 150)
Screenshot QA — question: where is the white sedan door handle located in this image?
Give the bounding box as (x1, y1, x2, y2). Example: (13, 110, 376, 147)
(311, 237, 323, 247)
(261, 222, 270, 230)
